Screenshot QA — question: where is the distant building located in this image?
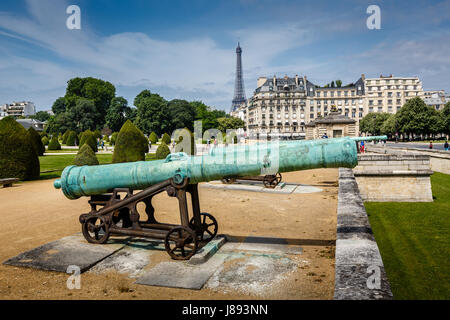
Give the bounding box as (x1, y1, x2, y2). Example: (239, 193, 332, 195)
(0, 101, 36, 118)
(305, 108, 356, 140)
(16, 119, 45, 132)
(423, 90, 450, 111)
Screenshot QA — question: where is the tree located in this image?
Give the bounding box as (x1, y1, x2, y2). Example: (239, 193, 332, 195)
(41, 136, 49, 146)
(134, 90, 170, 135)
(62, 130, 70, 144)
(396, 97, 437, 138)
(162, 133, 171, 145)
(51, 97, 66, 115)
(105, 97, 131, 132)
(47, 135, 61, 151)
(191, 101, 227, 132)
(442, 102, 450, 136)
(167, 99, 196, 132)
(79, 130, 98, 152)
(66, 130, 77, 146)
(336, 80, 342, 88)
(31, 111, 51, 122)
(73, 144, 99, 166)
(155, 142, 171, 160)
(28, 127, 45, 156)
(149, 132, 158, 144)
(93, 129, 102, 140)
(380, 114, 398, 136)
(359, 112, 390, 135)
(45, 112, 71, 134)
(0, 117, 40, 180)
(110, 132, 119, 146)
(64, 77, 116, 129)
(66, 98, 97, 132)
(217, 117, 245, 133)
(112, 120, 148, 163)
(331, 81, 335, 88)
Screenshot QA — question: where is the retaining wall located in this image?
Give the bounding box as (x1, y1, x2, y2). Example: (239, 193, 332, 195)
(334, 168, 393, 300)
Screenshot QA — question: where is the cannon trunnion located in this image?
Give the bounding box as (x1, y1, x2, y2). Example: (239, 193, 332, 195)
(79, 177, 217, 260)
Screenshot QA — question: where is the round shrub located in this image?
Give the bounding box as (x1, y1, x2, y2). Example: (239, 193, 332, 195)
(42, 136, 49, 146)
(155, 142, 171, 160)
(112, 120, 148, 163)
(0, 117, 40, 180)
(66, 130, 77, 146)
(73, 144, 99, 166)
(149, 132, 158, 144)
(79, 130, 98, 152)
(48, 135, 61, 150)
(28, 127, 45, 156)
(162, 133, 171, 145)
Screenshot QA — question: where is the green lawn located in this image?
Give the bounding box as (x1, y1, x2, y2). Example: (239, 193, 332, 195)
(38, 153, 156, 180)
(365, 172, 450, 300)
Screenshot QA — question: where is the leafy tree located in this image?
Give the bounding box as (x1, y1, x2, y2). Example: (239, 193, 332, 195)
(191, 101, 227, 132)
(105, 97, 131, 132)
(73, 144, 99, 166)
(149, 132, 158, 144)
(134, 90, 170, 135)
(381, 114, 397, 136)
(62, 130, 70, 144)
(64, 77, 116, 129)
(93, 129, 102, 140)
(162, 133, 171, 145)
(45, 112, 71, 134)
(396, 97, 438, 137)
(359, 112, 390, 135)
(331, 81, 335, 88)
(66, 98, 97, 132)
(51, 97, 66, 115)
(112, 120, 148, 163)
(336, 80, 342, 88)
(217, 117, 245, 133)
(79, 130, 98, 152)
(155, 142, 170, 160)
(28, 127, 45, 156)
(48, 135, 61, 151)
(167, 99, 196, 132)
(0, 117, 40, 180)
(442, 102, 450, 136)
(31, 111, 51, 122)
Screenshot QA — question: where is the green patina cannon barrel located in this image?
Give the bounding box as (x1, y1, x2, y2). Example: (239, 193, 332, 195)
(54, 136, 386, 199)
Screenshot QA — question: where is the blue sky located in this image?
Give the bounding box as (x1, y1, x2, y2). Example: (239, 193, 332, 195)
(0, 0, 449, 112)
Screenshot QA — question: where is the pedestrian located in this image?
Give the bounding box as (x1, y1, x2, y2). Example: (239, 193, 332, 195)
(149, 140, 152, 152)
(429, 141, 433, 149)
(444, 140, 449, 151)
(101, 140, 104, 150)
(214, 138, 218, 148)
(360, 140, 365, 153)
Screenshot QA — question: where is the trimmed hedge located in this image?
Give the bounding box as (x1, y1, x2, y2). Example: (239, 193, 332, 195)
(110, 132, 118, 146)
(149, 132, 158, 144)
(79, 130, 98, 152)
(66, 130, 77, 146)
(112, 120, 148, 163)
(0, 117, 40, 180)
(42, 136, 49, 146)
(48, 135, 61, 150)
(155, 142, 171, 160)
(28, 127, 45, 156)
(73, 144, 99, 166)
(62, 130, 70, 144)
(162, 133, 171, 145)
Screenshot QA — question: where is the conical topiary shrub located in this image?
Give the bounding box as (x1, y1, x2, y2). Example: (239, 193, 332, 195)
(62, 130, 70, 144)
(48, 135, 62, 150)
(66, 130, 77, 146)
(0, 117, 40, 180)
(28, 127, 45, 156)
(79, 130, 98, 152)
(41, 136, 49, 146)
(161, 133, 171, 145)
(110, 132, 118, 146)
(112, 120, 148, 163)
(73, 144, 99, 166)
(155, 142, 171, 160)
(149, 132, 158, 144)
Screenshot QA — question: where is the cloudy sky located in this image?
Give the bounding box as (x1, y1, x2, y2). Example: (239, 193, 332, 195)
(0, 0, 449, 112)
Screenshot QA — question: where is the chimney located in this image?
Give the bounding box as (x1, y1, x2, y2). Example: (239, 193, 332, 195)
(273, 75, 277, 86)
(295, 75, 299, 86)
(361, 73, 365, 81)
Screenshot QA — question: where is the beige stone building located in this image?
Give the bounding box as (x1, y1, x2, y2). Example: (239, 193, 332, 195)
(305, 109, 357, 140)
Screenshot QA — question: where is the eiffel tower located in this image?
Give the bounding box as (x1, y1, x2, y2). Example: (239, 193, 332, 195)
(231, 42, 246, 112)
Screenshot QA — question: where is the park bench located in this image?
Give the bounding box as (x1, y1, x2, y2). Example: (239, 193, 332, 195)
(0, 178, 19, 188)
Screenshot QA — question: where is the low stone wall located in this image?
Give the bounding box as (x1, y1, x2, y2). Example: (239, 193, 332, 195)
(366, 144, 450, 174)
(334, 168, 393, 300)
(353, 154, 433, 202)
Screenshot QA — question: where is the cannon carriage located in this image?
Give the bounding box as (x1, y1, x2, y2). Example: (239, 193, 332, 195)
(221, 173, 282, 188)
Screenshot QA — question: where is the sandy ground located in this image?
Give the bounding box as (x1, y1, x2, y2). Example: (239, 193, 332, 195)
(0, 168, 338, 300)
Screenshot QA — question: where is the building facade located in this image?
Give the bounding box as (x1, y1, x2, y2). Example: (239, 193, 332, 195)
(239, 74, 428, 138)
(0, 101, 36, 118)
(423, 90, 450, 111)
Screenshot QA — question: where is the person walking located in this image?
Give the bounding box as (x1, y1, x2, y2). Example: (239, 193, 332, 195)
(444, 140, 449, 151)
(360, 140, 365, 153)
(429, 141, 433, 149)
(149, 140, 152, 152)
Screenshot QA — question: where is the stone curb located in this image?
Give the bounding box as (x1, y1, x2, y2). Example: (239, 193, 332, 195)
(334, 168, 393, 300)
(188, 235, 227, 265)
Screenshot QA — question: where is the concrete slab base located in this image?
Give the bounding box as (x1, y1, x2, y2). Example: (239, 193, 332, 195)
(223, 235, 303, 255)
(135, 253, 227, 290)
(3, 234, 128, 273)
(201, 181, 322, 194)
(188, 235, 227, 265)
